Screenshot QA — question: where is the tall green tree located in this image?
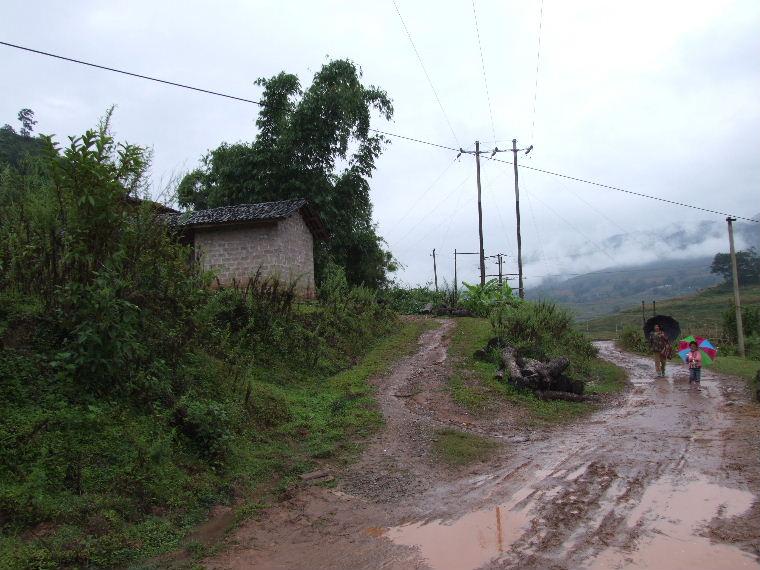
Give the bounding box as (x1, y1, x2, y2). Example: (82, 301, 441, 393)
(177, 59, 396, 287)
(711, 247, 760, 285)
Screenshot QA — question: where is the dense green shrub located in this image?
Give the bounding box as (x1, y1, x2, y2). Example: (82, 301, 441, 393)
(723, 305, 760, 359)
(461, 279, 517, 317)
(490, 300, 597, 377)
(0, 116, 398, 568)
(379, 284, 449, 314)
(619, 325, 650, 354)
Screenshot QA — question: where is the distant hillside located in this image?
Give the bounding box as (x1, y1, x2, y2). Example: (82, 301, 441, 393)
(528, 257, 721, 320)
(0, 125, 46, 169)
(581, 283, 760, 341)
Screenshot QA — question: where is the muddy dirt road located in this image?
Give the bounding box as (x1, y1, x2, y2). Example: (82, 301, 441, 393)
(205, 320, 760, 570)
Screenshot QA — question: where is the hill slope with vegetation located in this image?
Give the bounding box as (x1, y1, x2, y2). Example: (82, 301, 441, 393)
(0, 114, 411, 568)
(528, 257, 721, 321)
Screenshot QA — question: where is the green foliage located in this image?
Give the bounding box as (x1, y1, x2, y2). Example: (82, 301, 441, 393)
(618, 325, 650, 354)
(379, 284, 448, 314)
(491, 300, 597, 377)
(711, 248, 760, 284)
(722, 305, 760, 359)
(0, 114, 404, 569)
(460, 279, 517, 317)
(178, 60, 396, 287)
(448, 317, 607, 424)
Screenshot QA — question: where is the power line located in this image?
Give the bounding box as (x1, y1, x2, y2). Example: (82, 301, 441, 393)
(470, 0, 497, 143)
(384, 155, 458, 234)
(391, 0, 460, 146)
(395, 173, 473, 247)
(0, 40, 461, 153)
(529, 0, 545, 146)
(3, 40, 757, 225)
(527, 186, 617, 263)
(486, 154, 760, 224)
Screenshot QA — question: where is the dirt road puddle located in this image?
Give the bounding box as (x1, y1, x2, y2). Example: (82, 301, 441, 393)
(386, 494, 533, 570)
(591, 474, 758, 569)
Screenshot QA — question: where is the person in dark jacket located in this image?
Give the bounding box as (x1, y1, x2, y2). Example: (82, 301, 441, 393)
(649, 324, 671, 377)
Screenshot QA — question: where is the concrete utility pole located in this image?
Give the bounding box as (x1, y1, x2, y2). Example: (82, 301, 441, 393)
(458, 142, 488, 286)
(431, 248, 438, 292)
(497, 253, 503, 284)
(511, 139, 524, 299)
(726, 217, 745, 357)
(475, 141, 485, 286)
(492, 140, 532, 299)
(453, 249, 458, 301)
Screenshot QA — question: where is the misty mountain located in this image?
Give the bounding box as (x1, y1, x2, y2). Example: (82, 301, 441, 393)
(528, 257, 723, 321)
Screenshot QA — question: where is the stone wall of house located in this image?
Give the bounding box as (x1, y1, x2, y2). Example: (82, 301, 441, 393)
(193, 213, 315, 297)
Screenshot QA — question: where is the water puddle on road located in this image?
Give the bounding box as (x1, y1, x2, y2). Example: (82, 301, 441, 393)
(591, 475, 758, 569)
(385, 497, 532, 570)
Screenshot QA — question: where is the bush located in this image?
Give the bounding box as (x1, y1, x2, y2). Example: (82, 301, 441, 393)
(0, 115, 399, 568)
(379, 284, 448, 314)
(461, 279, 517, 317)
(619, 326, 650, 354)
(723, 305, 760, 358)
(489, 300, 597, 377)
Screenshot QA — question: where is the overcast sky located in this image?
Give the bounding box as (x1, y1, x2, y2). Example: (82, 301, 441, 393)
(2, 0, 758, 287)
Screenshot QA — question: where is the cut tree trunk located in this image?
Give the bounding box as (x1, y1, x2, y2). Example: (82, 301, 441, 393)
(498, 346, 583, 395)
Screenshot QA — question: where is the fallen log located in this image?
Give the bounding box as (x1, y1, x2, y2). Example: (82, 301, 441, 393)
(498, 345, 584, 395)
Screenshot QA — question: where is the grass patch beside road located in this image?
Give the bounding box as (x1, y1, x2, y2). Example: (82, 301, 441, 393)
(448, 318, 627, 424)
(712, 356, 760, 390)
(433, 429, 498, 466)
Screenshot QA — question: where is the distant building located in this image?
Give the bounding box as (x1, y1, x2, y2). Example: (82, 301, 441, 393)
(167, 199, 327, 297)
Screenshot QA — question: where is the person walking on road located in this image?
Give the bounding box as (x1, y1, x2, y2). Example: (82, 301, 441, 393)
(649, 324, 671, 377)
(686, 340, 702, 388)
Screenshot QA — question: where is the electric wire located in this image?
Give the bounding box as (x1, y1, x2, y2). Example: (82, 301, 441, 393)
(391, 0, 460, 146)
(470, 0, 497, 143)
(394, 173, 473, 247)
(2, 40, 757, 224)
(529, 0, 545, 146)
(384, 155, 458, 234)
(485, 154, 759, 224)
(522, 184, 552, 277)
(527, 187, 617, 263)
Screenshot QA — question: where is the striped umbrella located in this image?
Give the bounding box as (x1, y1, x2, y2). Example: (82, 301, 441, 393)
(677, 335, 718, 366)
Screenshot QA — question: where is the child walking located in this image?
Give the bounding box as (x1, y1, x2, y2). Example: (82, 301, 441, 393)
(686, 341, 702, 388)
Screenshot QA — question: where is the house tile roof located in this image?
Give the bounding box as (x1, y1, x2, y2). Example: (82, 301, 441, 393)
(166, 199, 327, 239)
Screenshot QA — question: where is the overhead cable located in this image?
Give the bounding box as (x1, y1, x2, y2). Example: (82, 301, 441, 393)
(391, 0, 460, 146)
(2, 40, 756, 224)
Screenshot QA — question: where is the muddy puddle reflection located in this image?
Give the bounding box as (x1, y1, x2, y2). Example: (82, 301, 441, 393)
(591, 475, 758, 569)
(385, 497, 531, 570)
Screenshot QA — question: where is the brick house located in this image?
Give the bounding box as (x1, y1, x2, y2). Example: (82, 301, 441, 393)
(168, 199, 327, 296)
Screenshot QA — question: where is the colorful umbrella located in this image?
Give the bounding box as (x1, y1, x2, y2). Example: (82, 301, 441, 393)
(677, 335, 717, 366)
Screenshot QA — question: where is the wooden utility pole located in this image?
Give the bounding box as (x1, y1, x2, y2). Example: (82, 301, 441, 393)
(431, 248, 438, 292)
(458, 143, 488, 286)
(453, 249, 458, 301)
(642, 300, 645, 326)
(511, 139, 524, 298)
(475, 141, 486, 286)
(727, 217, 745, 357)
(497, 254, 503, 284)
(492, 141, 532, 298)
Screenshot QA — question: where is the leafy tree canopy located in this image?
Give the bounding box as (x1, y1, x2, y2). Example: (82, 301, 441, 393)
(178, 59, 396, 287)
(711, 247, 760, 284)
(0, 108, 46, 170)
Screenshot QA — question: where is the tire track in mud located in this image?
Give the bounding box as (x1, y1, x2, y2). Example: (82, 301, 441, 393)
(204, 329, 760, 570)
